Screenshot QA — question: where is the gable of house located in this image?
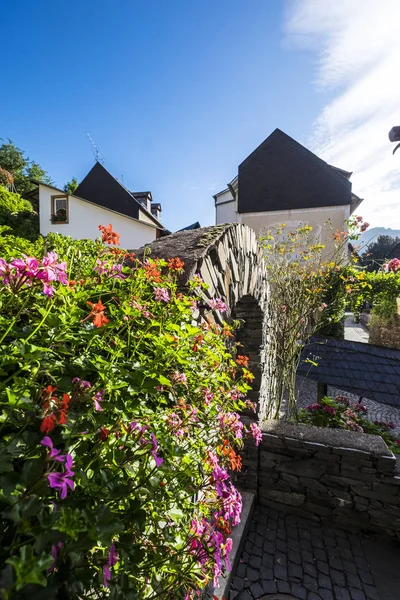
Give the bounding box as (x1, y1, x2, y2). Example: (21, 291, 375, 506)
(238, 128, 352, 214)
(74, 162, 141, 220)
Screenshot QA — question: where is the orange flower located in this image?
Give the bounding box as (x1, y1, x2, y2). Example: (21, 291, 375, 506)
(68, 280, 76, 287)
(98, 224, 120, 245)
(87, 300, 110, 328)
(144, 262, 162, 283)
(222, 325, 234, 338)
(218, 440, 242, 471)
(215, 517, 232, 535)
(168, 257, 184, 271)
(236, 355, 249, 367)
(243, 370, 255, 381)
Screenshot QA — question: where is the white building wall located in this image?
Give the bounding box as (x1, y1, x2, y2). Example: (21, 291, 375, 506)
(215, 189, 238, 224)
(238, 204, 351, 254)
(39, 185, 157, 249)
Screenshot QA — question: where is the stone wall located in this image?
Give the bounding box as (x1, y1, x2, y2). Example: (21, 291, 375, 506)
(256, 421, 400, 540)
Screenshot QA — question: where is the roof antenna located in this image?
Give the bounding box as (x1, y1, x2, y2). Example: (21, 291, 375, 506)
(86, 132, 105, 164)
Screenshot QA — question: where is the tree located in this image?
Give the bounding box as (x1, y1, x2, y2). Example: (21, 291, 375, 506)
(0, 139, 52, 197)
(64, 177, 78, 194)
(361, 235, 400, 271)
(0, 139, 27, 174)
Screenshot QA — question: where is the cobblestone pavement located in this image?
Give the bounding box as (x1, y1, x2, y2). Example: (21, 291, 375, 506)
(230, 505, 381, 600)
(295, 376, 400, 439)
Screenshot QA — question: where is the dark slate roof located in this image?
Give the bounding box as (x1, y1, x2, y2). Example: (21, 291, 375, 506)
(178, 222, 201, 231)
(238, 129, 352, 214)
(74, 162, 141, 220)
(298, 336, 400, 408)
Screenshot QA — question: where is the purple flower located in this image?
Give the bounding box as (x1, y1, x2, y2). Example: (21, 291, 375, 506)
(172, 371, 187, 386)
(47, 454, 75, 499)
(93, 389, 104, 411)
(212, 465, 230, 496)
(43, 283, 55, 297)
(323, 406, 336, 415)
(72, 377, 92, 390)
(150, 433, 164, 467)
(153, 287, 170, 302)
(0, 258, 10, 285)
(41, 437, 65, 462)
(249, 422, 262, 446)
(103, 544, 118, 587)
(218, 412, 243, 439)
(208, 298, 227, 312)
(48, 541, 63, 572)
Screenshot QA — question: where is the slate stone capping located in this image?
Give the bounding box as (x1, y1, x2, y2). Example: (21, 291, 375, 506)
(260, 421, 394, 457)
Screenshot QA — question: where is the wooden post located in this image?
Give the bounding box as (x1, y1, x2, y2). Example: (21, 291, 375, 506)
(317, 382, 328, 402)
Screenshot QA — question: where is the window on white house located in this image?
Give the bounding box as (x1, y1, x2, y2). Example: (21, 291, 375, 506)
(51, 195, 69, 224)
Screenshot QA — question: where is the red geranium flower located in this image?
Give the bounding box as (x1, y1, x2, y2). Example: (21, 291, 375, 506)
(98, 224, 120, 246)
(86, 300, 110, 328)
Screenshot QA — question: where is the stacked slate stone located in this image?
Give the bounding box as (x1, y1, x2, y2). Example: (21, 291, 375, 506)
(257, 421, 400, 540)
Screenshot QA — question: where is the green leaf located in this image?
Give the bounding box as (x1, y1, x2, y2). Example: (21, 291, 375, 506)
(6, 545, 53, 590)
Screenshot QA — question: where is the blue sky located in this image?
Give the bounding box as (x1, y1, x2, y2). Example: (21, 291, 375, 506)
(2, 0, 399, 230)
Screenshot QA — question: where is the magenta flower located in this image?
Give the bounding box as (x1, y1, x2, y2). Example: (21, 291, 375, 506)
(212, 465, 229, 496)
(41, 436, 65, 462)
(153, 287, 170, 302)
(249, 422, 262, 446)
(103, 544, 119, 587)
(150, 433, 164, 467)
(203, 388, 214, 406)
(72, 377, 92, 390)
(48, 541, 63, 572)
(218, 412, 243, 439)
(306, 403, 321, 411)
(93, 390, 104, 411)
(208, 298, 227, 312)
(323, 406, 336, 415)
(172, 371, 187, 386)
(47, 454, 75, 500)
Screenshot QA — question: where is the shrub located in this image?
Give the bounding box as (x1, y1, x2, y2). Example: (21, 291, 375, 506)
(0, 185, 39, 241)
(298, 395, 400, 453)
(0, 226, 259, 599)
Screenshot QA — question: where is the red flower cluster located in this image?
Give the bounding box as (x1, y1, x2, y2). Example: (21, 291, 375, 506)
(40, 386, 71, 433)
(98, 224, 120, 246)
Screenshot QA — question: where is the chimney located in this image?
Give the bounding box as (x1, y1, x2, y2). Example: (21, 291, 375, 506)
(151, 202, 162, 221)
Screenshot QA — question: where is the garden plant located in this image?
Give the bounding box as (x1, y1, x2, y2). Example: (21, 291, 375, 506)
(0, 223, 260, 599)
(259, 216, 369, 420)
(298, 395, 400, 454)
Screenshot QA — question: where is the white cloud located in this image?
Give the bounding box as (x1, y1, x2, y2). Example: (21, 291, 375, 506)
(286, 0, 400, 227)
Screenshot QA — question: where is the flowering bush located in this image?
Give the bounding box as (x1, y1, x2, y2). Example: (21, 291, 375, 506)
(259, 216, 368, 419)
(0, 226, 258, 598)
(298, 395, 400, 453)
